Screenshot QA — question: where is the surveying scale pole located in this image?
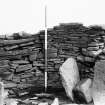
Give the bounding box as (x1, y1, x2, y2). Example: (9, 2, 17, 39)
(45, 5, 47, 92)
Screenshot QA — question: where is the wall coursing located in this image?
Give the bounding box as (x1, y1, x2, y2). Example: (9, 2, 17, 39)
(0, 23, 105, 97)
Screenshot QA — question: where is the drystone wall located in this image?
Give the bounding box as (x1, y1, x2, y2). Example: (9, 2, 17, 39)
(0, 23, 105, 97)
(0, 34, 45, 97)
(47, 23, 105, 79)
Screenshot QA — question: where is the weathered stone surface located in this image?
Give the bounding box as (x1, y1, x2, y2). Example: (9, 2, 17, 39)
(33, 61, 44, 67)
(0, 60, 9, 66)
(84, 57, 95, 62)
(0, 38, 35, 46)
(59, 57, 80, 101)
(12, 60, 29, 64)
(48, 53, 58, 58)
(10, 64, 19, 69)
(4, 82, 17, 88)
(0, 82, 4, 105)
(76, 56, 84, 62)
(5, 99, 18, 105)
(87, 46, 99, 51)
(38, 102, 48, 105)
(19, 41, 34, 47)
(20, 72, 34, 78)
(4, 45, 19, 51)
(51, 98, 59, 105)
(88, 49, 103, 57)
(16, 64, 32, 72)
(29, 53, 37, 61)
(98, 55, 105, 60)
(88, 42, 100, 47)
(3, 89, 9, 99)
(74, 78, 92, 103)
(92, 60, 105, 105)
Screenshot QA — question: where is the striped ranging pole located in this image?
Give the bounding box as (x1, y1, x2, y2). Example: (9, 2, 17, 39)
(45, 5, 47, 92)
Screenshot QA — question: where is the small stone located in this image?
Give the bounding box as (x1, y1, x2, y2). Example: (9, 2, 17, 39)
(19, 42, 34, 47)
(33, 61, 44, 67)
(51, 98, 59, 105)
(84, 57, 95, 62)
(87, 46, 99, 51)
(74, 78, 93, 103)
(88, 42, 100, 47)
(4, 45, 19, 51)
(76, 55, 84, 62)
(88, 49, 103, 57)
(16, 64, 32, 72)
(38, 102, 48, 105)
(4, 82, 17, 88)
(12, 60, 29, 64)
(3, 89, 9, 99)
(98, 55, 105, 60)
(29, 54, 37, 61)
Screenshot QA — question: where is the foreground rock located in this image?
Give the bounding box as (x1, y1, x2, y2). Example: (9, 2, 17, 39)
(59, 57, 80, 101)
(92, 60, 105, 105)
(73, 78, 92, 103)
(51, 98, 59, 105)
(5, 99, 18, 105)
(38, 102, 48, 105)
(0, 82, 4, 105)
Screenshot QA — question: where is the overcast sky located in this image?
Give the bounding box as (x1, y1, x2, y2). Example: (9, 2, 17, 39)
(0, 0, 105, 34)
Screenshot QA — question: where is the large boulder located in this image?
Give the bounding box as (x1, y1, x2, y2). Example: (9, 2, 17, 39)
(92, 60, 105, 105)
(59, 57, 80, 101)
(73, 78, 93, 104)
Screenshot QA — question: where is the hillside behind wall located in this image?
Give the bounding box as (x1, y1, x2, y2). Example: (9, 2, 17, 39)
(0, 23, 105, 97)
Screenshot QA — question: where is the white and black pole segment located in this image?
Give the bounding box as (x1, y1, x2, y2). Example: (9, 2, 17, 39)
(45, 5, 47, 92)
